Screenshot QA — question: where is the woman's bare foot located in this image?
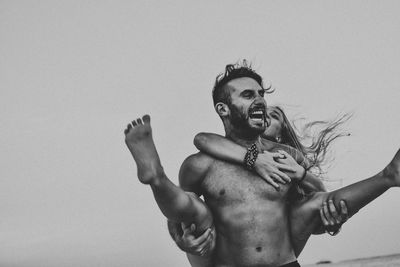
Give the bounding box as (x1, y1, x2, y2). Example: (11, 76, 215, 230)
(124, 115, 165, 184)
(383, 148, 400, 187)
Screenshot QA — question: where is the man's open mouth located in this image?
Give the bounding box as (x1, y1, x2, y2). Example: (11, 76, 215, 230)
(249, 109, 265, 122)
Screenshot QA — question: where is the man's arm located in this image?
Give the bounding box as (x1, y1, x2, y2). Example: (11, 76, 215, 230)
(168, 219, 214, 267)
(170, 153, 216, 267)
(168, 221, 214, 256)
(290, 196, 348, 257)
(177, 152, 215, 235)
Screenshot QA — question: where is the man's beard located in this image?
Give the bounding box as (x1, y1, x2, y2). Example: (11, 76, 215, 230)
(229, 104, 265, 137)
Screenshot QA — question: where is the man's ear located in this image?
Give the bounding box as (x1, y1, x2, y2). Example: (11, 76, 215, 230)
(215, 102, 229, 117)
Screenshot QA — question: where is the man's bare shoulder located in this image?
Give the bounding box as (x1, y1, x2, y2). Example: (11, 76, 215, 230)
(179, 152, 214, 193)
(181, 152, 214, 173)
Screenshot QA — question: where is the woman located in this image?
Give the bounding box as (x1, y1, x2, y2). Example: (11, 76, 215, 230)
(169, 105, 399, 264)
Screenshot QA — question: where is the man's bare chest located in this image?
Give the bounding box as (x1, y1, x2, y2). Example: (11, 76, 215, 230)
(200, 160, 289, 204)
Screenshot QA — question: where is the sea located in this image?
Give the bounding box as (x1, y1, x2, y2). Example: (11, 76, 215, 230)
(304, 253, 400, 267)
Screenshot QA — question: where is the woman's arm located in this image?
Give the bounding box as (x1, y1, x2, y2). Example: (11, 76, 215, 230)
(194, 132, 296, 188)
(276, 150, 326, 192)
(195, 132, 326, 191)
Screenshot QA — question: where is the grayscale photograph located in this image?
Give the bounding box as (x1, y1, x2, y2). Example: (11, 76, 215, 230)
(1, 1, 399, 266)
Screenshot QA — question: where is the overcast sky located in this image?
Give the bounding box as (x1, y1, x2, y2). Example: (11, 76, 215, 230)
(1, 1, 399, 266)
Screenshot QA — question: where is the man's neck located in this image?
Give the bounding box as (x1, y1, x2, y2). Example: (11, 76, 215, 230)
(226, 131, 262, 148)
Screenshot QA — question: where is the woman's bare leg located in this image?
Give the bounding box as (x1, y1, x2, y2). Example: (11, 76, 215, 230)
(290, 149, 400, 256)
(124, 115, 211, 225)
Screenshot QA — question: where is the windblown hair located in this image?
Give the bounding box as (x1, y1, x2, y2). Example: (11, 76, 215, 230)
(212, 60, 273, 106)
(274, 106, 351, 176)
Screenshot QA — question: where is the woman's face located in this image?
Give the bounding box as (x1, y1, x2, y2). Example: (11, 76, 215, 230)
(262, 107, 284, 142)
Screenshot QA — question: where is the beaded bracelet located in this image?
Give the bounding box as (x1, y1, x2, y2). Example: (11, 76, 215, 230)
(243, 143, 259, 170)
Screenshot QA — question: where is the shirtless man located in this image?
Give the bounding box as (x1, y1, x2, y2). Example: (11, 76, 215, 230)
(125, 70, 341, 266)
(124, 69, 302, 265)
(176, 74, 300, 267)
(125, 63, 400, 267)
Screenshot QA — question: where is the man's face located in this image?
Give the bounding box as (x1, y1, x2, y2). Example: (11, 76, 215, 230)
(225, 77, 267, 134)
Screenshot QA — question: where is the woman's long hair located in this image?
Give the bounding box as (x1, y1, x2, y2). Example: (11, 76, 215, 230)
(274, 106, 351, 176)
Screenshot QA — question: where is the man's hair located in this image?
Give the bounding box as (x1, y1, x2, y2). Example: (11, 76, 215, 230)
(212, 60, 272, 106)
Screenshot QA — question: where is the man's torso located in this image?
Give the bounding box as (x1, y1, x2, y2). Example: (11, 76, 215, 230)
(197, 142, 297, 266)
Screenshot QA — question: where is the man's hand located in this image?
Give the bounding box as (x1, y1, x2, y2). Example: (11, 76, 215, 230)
(320, 200, 349, 235)
(254, 151, 296, 189)
(175, 223, 214, 256)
